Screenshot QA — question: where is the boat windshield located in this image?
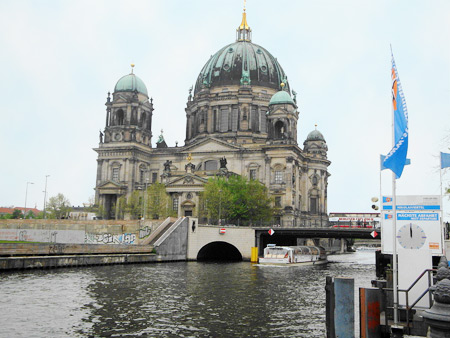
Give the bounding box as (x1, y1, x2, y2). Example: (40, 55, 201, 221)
(264, 247, 289, 258)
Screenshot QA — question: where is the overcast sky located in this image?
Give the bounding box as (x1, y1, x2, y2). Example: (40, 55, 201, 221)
(1, 0, 449, 219)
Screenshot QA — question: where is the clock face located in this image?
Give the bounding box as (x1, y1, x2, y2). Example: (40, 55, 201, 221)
(397, 223, 427, 249)
(114, 133, 122, 141)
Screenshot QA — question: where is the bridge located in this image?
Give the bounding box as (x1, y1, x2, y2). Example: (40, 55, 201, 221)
(185, 219, 380, 261)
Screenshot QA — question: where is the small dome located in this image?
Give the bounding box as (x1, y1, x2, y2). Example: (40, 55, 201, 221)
(114, 73, 148, 96)
(269, 90, 295, 105)
(306, 129, 325, 142)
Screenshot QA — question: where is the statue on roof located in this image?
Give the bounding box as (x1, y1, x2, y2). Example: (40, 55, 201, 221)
(163, 160, 172, 172)
(220, 157, 228, 169)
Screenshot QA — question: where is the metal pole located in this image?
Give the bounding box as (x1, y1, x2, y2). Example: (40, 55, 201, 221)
(43, 175, 49, 219)
(24, 181, 34, 219)
(219, 189, 222, 225)
(143, 177, 149, 220)
(392, 171, 399, 326)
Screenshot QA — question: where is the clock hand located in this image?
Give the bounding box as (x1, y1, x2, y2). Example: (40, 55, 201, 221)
(410, 224, 412, 237)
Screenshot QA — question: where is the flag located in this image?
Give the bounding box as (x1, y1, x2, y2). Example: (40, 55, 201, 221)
(441, 152, 450, 169)
(382, 53, 409, 178)
(380, 154, 411, 173)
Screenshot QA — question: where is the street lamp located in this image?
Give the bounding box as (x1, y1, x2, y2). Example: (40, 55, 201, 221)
(43, 175, 50, 219)
(219, 189, 222, 225)
(137, 187, 143, 220)
(24, 181, 34, 219)
(143, 177, 149, 220)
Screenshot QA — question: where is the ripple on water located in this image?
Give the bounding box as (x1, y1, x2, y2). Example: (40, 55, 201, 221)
(1, 251, 376, 337)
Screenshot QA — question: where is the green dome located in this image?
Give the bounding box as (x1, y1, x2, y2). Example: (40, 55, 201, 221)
(114, 73, 148, 96)
(269, 90, 295, 105)
(306, 129, 325, 142)
(195, 41, 290, 95)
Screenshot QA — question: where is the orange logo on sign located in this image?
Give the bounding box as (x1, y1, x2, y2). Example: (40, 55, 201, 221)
(429, 242, 440, 250)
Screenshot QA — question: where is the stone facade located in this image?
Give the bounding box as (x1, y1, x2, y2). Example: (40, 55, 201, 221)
(94, 11, 330, 227)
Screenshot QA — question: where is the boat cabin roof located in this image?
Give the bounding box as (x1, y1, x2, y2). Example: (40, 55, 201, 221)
(264, 245, 325, 255)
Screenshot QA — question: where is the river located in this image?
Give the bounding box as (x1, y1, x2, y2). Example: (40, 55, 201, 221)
(0, 251, 375, 337)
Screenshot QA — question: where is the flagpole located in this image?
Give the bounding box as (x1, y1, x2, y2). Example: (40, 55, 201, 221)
(390, 45, 399, 324)
(392, 173, 399, 325)
(440, 160, 445, 254)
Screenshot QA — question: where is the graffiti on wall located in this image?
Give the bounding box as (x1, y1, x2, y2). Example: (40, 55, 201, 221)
(84, 232, 136, 245)
(139, 226, 151, 239)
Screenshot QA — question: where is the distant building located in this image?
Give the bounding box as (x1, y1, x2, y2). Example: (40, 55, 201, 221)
(69, 207, 97, 220)
(94, 10, 330, 226)
(0, 207, 40, 217)
(329, 212, 380, 229)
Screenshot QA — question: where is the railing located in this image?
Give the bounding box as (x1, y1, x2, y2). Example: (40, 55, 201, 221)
(382, 268, 436, 334)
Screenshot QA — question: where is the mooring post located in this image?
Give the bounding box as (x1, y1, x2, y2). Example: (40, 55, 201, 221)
(326, 277, 355, 337)
(326, 276, 335, 338)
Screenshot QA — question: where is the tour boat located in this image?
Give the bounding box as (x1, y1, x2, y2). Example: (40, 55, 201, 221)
(258, 245, 327, 266)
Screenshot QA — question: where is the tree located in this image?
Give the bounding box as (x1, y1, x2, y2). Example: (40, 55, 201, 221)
(146, 183, 175, 219)
(46, 193, 71, 219)
(202, 175, 275, 225)
(11, 209, 23, 219)
(125, 190, 142, 220)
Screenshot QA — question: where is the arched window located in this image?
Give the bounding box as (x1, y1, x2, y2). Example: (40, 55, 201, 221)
(117, 109, 124, 125)
(112, 167, 120, 182)
(309, 189, 319, 214)
(274, 120, 284, 139)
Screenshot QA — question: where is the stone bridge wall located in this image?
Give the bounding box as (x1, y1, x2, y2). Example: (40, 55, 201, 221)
(187, 222, 255, 260)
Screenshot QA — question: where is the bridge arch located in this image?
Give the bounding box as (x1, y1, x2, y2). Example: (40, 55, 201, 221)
(197, 241, 243, 261)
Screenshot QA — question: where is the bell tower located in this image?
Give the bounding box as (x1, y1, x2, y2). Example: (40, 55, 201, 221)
(102, 64, 153, 147)
(267, 84, 298, 145)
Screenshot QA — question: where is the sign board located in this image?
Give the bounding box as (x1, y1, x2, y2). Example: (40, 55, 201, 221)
(398, 248, 432, 308)
(381, 195, 441, 211)
(219, 228, 226, 234)
(329, 217, 379, 222)
(381, 195, 442, 255)
(268, 229, 275, 236)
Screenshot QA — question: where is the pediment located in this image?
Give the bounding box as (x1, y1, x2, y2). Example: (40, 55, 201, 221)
(166, 174, 208, 187)
(97, 180, 124, 189)
(183, 137, 241, 153)
(96, 180, 127, 194)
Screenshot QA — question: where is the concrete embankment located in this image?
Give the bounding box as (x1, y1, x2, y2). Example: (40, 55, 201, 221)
(0, 217, 190, 270)
(0, 242, 157, 270)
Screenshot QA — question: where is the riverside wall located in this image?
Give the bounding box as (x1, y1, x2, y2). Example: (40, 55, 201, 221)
(0, 219, 162, 245)
(0, 219, 191, 270)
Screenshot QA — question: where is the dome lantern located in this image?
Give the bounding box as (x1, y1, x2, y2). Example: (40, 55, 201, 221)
(236, 2, 251, 42)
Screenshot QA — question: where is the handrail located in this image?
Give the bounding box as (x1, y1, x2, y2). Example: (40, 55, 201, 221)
(381, 268, 436, 334)
(402, 269, 435, 293)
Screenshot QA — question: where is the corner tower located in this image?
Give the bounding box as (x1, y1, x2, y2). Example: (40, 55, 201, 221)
(103, 65, 154, 146)
(94, 65, 154, 219)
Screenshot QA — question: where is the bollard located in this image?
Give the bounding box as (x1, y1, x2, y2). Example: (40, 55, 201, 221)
(250, 247, 258, 263)
(360, 287, 381, 338)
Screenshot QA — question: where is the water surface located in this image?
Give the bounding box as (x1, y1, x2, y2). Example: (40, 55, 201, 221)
(0, 251, 375, 337)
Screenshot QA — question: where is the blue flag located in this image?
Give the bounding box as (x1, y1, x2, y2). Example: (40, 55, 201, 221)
(380, 154, 411, 173)
(382, 53, 409, 178)
(441, 152, 450, 169)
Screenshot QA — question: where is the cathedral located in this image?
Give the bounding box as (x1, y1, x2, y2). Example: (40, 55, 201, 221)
(94, 9, 330, 227)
